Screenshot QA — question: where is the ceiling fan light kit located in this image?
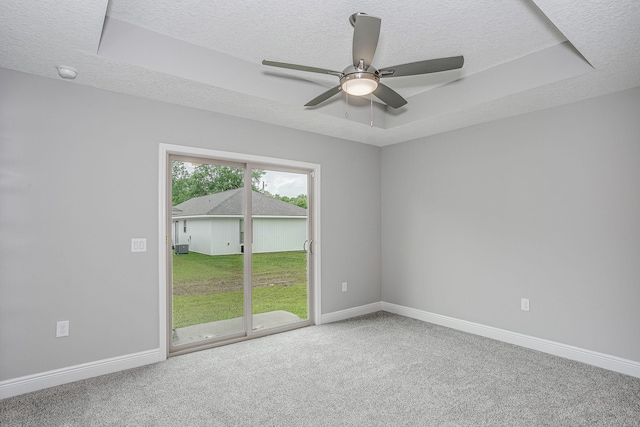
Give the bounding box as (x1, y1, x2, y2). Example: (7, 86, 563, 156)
(262, 13, 464, 109)
(340, 64, 379, 96)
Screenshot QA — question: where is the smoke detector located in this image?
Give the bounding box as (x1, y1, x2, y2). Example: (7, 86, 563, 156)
(56, 66, 77, 79)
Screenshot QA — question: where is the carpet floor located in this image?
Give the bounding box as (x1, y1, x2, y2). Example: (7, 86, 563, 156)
(1, 312, 639, 426)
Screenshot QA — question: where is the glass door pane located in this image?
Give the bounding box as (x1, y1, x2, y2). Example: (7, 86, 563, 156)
(251, 168, 309, 331)
(170, 158, 246, 348)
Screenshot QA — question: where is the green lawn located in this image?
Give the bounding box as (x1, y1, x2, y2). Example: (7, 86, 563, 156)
(172, 251, 307, 328)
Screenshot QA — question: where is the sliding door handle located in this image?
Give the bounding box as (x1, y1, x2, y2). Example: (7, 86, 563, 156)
(303, 239, 314, 253)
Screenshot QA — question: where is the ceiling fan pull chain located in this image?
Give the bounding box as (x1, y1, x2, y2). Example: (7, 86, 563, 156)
(370, 94, 374, 127)
(345, 83, 350, 118)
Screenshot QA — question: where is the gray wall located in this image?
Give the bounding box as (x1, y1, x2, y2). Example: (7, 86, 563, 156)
(382, 87, 640, 362)
(2, 64, 638, 384)
(0, 68, 382, 380)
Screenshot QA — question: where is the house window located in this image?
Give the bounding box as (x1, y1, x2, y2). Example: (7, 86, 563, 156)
(239, 219, 244, 244)
(183, 220, 187, 233)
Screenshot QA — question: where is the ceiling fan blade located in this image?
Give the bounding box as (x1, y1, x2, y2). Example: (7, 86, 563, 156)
(262, 60, 341, 76)
(379, 56, 464, 78)
(305, 86, 342, 107)
(352, 14, 381, 67)
(373, 83, 407, 109)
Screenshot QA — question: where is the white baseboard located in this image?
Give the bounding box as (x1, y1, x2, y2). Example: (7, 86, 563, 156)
(4, 303, 639, 400)
(0, 349, 163, 399)
(320, 302, 382, 324)
(381, 301, 640, 379)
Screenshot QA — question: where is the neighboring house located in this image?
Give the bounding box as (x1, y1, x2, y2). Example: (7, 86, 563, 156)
(172, 188, 307, 255)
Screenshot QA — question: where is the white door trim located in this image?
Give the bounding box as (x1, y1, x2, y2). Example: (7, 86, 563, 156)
(158, 143, 322, 359)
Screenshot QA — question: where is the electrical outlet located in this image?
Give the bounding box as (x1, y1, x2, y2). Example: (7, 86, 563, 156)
(521, 298, 530, 312)
(131, 238, 147, 252)
(56, 320, 69, 337)
(342, 282, 348, 292)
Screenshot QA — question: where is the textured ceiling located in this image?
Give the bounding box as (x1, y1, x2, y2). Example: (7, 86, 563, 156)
(1, 0, 639, 146)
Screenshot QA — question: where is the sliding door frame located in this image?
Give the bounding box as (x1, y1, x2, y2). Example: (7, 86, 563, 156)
(158, 144, 321, 358)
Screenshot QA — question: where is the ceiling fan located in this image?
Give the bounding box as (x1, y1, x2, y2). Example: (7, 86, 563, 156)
(262, 13, 464, 109)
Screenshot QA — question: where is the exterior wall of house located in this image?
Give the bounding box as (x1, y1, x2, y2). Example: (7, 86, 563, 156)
(253, 217, 307, 254)
(174, 218, 210, 255)
(209, 217, 243, 255)
(173, 216, 307, 255)
(171, 219, 198, 248)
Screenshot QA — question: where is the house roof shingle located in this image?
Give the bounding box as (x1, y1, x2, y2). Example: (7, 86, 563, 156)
(172, 188, 307, 217)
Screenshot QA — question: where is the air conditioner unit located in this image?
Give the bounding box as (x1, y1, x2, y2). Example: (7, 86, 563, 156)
(175, 244, 189, 254)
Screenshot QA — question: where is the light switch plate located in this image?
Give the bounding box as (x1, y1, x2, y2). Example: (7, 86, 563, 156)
(131, 238, 147, 252)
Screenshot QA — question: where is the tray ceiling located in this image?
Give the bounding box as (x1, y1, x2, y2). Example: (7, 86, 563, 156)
(1, 0, 639, 146)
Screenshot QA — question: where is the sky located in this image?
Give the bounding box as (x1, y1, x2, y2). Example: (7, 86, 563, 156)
(260, 170, 307, 197)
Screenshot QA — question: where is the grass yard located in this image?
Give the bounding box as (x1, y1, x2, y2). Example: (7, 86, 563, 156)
(172, 251, 307, 328)
(173, 284, 307, 328)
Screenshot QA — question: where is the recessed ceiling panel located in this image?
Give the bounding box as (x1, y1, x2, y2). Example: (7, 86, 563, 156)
(1, 0, 638, 145)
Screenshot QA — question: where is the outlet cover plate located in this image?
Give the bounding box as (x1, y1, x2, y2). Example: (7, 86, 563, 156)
(56, 320, 69, 337)
(521, 298, 530, 311)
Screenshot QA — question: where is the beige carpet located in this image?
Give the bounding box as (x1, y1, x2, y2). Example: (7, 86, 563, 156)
(2, 312, 639, 426)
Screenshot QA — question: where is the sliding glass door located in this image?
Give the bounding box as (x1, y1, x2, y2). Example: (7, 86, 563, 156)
(251, 168, 309, 332)
(170, 158, 247, 347)
(168, 156, 313, 354)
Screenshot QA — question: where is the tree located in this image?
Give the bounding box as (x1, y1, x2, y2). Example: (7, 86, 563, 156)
(172, 161, 265, 206)
(266, 192, 307, 209)
(171, 161, 192, 206)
